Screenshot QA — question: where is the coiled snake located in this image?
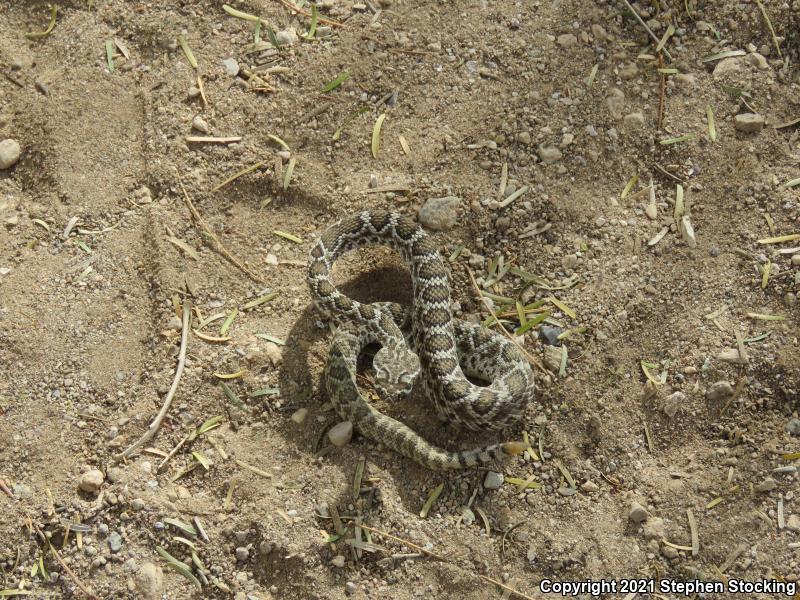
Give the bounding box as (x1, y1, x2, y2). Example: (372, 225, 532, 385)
(308, 211, 535, 469)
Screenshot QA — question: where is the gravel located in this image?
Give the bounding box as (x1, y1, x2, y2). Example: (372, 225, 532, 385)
(222, 58, 240, 76)
(108, 532, 123, 553)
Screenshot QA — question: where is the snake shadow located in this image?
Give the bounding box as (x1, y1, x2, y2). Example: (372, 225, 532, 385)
(277, 261, 529, 516)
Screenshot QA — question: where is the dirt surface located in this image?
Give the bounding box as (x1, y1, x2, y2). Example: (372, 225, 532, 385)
(1, 0, 800, 598)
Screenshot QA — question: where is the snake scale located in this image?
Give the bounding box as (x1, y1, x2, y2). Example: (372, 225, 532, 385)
(308, 210, 536, 469)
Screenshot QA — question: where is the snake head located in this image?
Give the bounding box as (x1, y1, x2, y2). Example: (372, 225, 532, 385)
(373, 345, 420, 401)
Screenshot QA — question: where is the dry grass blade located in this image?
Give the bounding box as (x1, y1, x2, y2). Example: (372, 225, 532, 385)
(322, 71, 349, 92)
(222, 4, 261, 21)
(357, 525, 446, 561)
(702, 49, 746, 62)
(242, 291, 278, 309)
(419, 483, 444, 518)
(105, 40, 115, 71)
(177, 34, 198, 69)
(235, 459, 273, 478)
(687, 509, 699, 556)
(619, 0, 672, 61)
(26, 5, 58, 39)
(660, 134, 694, 145)
(167, 236, 200, 260)
(466, 268, 547, 374)
(274, 230, 302, 243)
(213, 369, 247, 380)
(621, 173, 638, 200)
(187, 136, 242, 144)
(211, 160, 265, 192)
(371, 113, 386, 159)
(785, 178, 800, 188)
(754, 0, 782, 57)
(757, 233, 800, 244)
(118, 302, 191, 460)
(353, 456, 365, 500)
(706, 105, 717, 141)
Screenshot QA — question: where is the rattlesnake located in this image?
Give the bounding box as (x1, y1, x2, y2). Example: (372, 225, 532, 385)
(308, 211, 536, 469)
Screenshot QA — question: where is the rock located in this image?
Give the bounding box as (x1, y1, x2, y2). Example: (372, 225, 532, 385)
(642, 517, 665, 540)
(345, 582, 358, 596)
(746, 52, 769, 70)
(734, 113, 765, 133)
(786, 418, 800, 436)
(79, 469, 105, 494)
(328, 421, 353, 447)
(222, 58, 240, 76)
(483, 471, 504, 489)
(580, 480, 599, 493)
(12, 483, 33, 499)
(591, 24, 607, 41)
(629, 501, 649, 523)
(606, 88, 625, 120)
(755, 478, 777, 493)
(331, 555, 346, 568)
(712, 56, 746, 78)
(717, 348, 743, 363)
(107, 466, 125, 483)
(191, 115, 210, 133)
(539, 325, 563, 346)
(791, 254, 800, 266)
(517, 131, 532, 145)
(661, 544, 679, 559)
(706, 381, 733, 402)
(264, 342, 283, 366)
(663, 391, 685, 418)
(537, 144, 562, 164)
(543, 345, 564, 373)
(266, 253, 278, 266)
(134, 562, 164, 600)
(561, 253, 578, 270)
(418, 196, 461, 231)
(235, 547, 250, 562)
(275, 29, 298, 45)
(187, 86, 201, 99)
(108, 532, 123, 553)
(619, 63, 638, 80)
(130, 498, 145, 511)
(786, 514, 800, 531)
(556, 33, 578, 48)
(291, 408, 308, 424)
(623, 112, 645, 130)
(0, 139, 21, 170)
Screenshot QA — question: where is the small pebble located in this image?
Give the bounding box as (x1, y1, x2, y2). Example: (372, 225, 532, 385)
(0, 139, 21, 170)
(629, 501, 649, 523)
(537, 144, 562, 164)
(623, 112, 645, 130)
(235, 547, 250, 562)
(222, 58, 240, 76)
(79, 469, 105, 494)
(191, 115, 210, 133)
(539, 325, 563, 346)
(483, 471, 504, 489)
(345, 582, 358, 596)
(754, 478, 777, 493)
(734, 113, 765, 133)
(706, 381, 733, 402)
(108, 532, 123, 553)
(291, 408, 308, 424)
(556, 33, 577, 48)
(786, 514, 800, 531)
(786, 418, 800, 436)
(328, 421, 353, 447)
(418, 196, 461, 231)
(275, 29, 298, 45)
(331, 555, 346, 568)
(580, 480, 599, 493)
(266, 253, 279, 266)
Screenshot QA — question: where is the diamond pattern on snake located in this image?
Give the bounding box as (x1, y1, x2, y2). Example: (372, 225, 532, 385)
(308, 210, 536, 469)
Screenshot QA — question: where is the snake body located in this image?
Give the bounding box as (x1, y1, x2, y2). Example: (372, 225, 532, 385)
(308, 211, 535, 469)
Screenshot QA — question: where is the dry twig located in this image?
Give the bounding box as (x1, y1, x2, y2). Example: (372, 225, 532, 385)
(117, 302, 191, 460)
(179, 180, 264, 284)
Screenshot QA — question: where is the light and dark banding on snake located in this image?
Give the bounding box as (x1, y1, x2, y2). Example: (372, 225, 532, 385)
(308, 210, 536, 470)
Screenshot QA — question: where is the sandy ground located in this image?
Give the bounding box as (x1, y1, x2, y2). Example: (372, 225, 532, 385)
(1, 0, 800, 598)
